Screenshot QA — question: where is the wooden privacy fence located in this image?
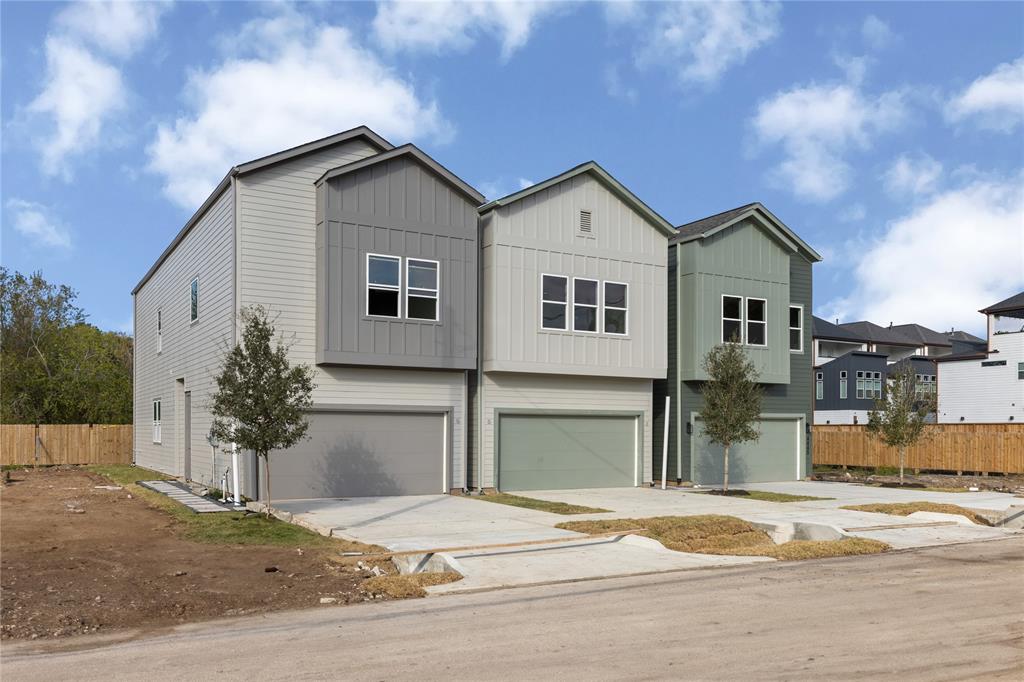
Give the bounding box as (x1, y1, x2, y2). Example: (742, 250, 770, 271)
(0, 424, 133, 466)
(813, 423, 1024, 474)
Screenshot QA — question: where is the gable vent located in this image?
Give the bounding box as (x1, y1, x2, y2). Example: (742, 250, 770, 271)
(579, 209, 593, 234)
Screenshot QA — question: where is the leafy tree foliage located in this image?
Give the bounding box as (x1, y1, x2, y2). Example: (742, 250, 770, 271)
(866, 362, 937, 484)
(699, 342, 763, 492)
(209, 306, 315, 514)
(0, 268, 132, 424)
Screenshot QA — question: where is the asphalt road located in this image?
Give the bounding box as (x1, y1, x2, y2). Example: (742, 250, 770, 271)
(3, 538, 1023, 681)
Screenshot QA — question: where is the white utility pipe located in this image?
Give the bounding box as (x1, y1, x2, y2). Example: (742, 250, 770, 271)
(661, 396, 670, 490)
(231, 442, 241, 507)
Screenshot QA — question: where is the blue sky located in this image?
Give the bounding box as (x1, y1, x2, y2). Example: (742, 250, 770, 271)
(2, 1, 1022, 336)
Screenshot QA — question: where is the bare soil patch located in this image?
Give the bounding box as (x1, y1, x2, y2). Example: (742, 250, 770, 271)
(813, 467, 1024, 494)
(0, 467, 399, 641)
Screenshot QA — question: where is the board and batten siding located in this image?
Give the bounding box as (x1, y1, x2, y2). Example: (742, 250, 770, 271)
(316, 154, 478, 368)
(480, 172, 667, 379)
(134, 186, 235, 486)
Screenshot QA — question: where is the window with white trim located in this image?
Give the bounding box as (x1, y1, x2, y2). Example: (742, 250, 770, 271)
(722, 295, 743, 343)
(839, 370, 848, 399)
(815, 372, 823, 400)
(152, 399, 162, 443)
(915, 374, 936, 399)
(157, 309, 162, 354)
(746, 298, 767, 346)
(603, 282, 628, 335)
(367, 254, 401, 318)
(406, 259, 439, 321)
(573, 278, 598, 332)
(856, 371, 882, 399)
(788, 305, 803, 352)
(541, 275, 568, 330)
(189, 278, 199, 323)
(872, 371, 883, 399)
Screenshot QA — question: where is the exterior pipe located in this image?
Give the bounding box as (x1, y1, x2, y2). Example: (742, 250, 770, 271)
(661, 396, 670, 490)
(231, 441, 242, 507)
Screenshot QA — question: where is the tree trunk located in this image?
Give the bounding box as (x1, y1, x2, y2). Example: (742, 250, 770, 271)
(262, 453, 272, 518)
(899, 447, 905, 486)
(723, 443, 730, 493)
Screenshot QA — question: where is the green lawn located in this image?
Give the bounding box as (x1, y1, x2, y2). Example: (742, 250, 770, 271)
(468, 492, 609, 515)
(841, 502, 993, 526)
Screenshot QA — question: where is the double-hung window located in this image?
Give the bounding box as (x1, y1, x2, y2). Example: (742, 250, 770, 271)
(541, 275, 568, 330)
(573, 278, 598, 333)
(815, 372, 823, 400)
(788, 305, 803, 352)
(603, 282, 628, 335)
(868, 372, 882, 399)
(152, 399, 162, 444)
(722, 296, 743, 343)
(367, 254, 401, 318)
(839, 370, 848, 399)
(189, 278, 199, 323)
(746, 298, 767, 346)
(406, 259, 439, 321)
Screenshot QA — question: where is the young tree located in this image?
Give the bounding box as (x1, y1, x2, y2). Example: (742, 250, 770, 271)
(699, 342, 763, 492)
(209, 306, 315, 514)
(866, 363, 937, 485)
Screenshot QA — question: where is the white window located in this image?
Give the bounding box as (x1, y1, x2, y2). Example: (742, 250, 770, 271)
(815, 372, 823, 400)
(189, 277, 199, 323)
(152, 399, 162, 444)
(604, 282, 628, 335)
(722, 295, 743, 343)
(573, 278, 598, 333)
(541, 275, 568, 330)
(915, 374, 936, 399)
(157, 309, 162, 354)
(367, 254, 401, 318)
(788, 305, 803, 352)
(746, 298, 767, 347)
(406, 259, 439, 321)
(855, 371, 881, 399)
(839, 370, 848, 400)
(871, 372, 882, 399)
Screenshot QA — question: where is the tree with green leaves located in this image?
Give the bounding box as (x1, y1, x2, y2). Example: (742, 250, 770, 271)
(866, 362, 937, 485)
(699, 342, 763, 492)
(209, 305, 315, 514)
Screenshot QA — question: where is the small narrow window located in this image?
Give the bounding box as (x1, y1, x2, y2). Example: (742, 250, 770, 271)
(722, 295, 743, 343)
(1018, 362, 1024, 380)
(839, 370, 848, 400)
(788, 305, 803, 352)
(152, 399, 162, 444)
(856, 371, 866, 399)
(872, 372, 883, 399)
(189, 277, 199, 323)
(746, 298, 767, 346)
(815, 372, 823, 401)
(604, 282, 628, 335)
(367, 254, 401, 318)
(578, 209, 593, 235)
(541, 275, 568, 330)
(157, 309, 162, 353)
(406, 259, 439, 321)
(573, 278, 598, 332)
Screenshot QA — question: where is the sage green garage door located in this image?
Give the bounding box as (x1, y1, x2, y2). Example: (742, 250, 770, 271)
(692, 417, 801, 486)
(498, 414, 636, 491)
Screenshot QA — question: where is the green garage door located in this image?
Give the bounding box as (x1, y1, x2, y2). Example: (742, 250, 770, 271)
(692, 417, 801, 486)
(498, 414, 636, 491)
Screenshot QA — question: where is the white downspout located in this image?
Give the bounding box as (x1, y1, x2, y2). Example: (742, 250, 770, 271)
(661, 396, 670, 490)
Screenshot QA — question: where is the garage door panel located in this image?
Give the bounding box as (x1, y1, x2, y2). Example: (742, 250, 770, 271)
(499, 415, 635, 491)
(269, 412, 443, 499)
(693, 418, 799, 486)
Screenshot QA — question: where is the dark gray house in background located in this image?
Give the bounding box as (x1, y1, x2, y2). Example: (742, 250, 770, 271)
(814, 351, 936, 425)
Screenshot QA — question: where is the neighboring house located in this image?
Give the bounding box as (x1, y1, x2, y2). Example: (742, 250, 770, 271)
(812, 316, 867, 366)
(813, 352, 936, 424)
(890, 323, 953, 357)
(472, 163, 673, 491)
(946, 329, 987, 355)
(936, 291, 1024, 424)
(655, 203, 822, 486)
(836, 321, 924, 363)
(133, 127, 485, 499)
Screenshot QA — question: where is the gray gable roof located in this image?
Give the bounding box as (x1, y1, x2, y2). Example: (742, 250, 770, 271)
(838, 321, 921, 347)
(812, 316, 865, 342)
(947, 329, 985, 344)
(890, 323, 952, 347)
(672, 202, 822, 262)
(980, 291, 1024, 314)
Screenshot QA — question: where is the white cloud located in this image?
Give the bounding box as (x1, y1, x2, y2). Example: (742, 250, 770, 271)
(623, 1, 781, 86)
(26, 2, 166, 177)
(752, 82, 907, 202)
(861, 15, 894, 51)
(478, 176, 534, 201)
(148, 11, 453, 208)
(372, 1, 559, 60)
(605, 64, 637, 102)
(823, 174, 1024, 333)
(883, 153, 942, 197)
(946, 56, 1024, 132)
(838, 203, 866, 222)
(6, 199, 72, 249)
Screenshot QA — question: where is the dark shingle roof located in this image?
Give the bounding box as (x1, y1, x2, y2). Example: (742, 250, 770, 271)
(838, 321, 921, 346)
(674, 203, 759, 240)
(890, 323, 952, 347)
(947, 330, 985, 344)
(812, 316, 865, 342)
(980, 291, 1024, 314)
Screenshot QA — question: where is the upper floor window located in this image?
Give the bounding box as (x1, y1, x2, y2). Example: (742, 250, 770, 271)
(788, 305, 803, 352)
(722, 295, 743, 343)
(152, 399, 162, 444)
(815, 372, 823, 400)
(746, 298, 767, 347)
(992, 310, 1024, 335)
(856, 371, 882, 400)
(406, 259, 439, 321)
(604, 282, 628, 335)
(915, 374, 936, 399)
(1018, 362, 1024, 380)
(157, 309, 162, 353)
(367, 254, 401, 318)
(541, 275, 568, 330)
(189, 277, 199, 323)
(573, 278, 598, 333)
(839, 370, 848, 399)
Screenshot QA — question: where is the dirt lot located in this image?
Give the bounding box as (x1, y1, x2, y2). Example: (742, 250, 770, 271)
(813, 467, 1024, 493)
(0, 467, 393, 641)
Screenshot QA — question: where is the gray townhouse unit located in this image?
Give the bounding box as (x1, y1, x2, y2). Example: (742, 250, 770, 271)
(813, 351, 936, 425)
(654, 203, 822, 486)
(471, 162, 674, 491)
(133, 127, 485, 499)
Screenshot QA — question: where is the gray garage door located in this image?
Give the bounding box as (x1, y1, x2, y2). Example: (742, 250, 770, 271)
(498, 414, 636, 491)
(692, 417, 800, 486)
(267, 411, 444, 499)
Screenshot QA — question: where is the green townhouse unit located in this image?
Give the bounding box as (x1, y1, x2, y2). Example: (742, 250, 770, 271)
(132, 125, 822, 499)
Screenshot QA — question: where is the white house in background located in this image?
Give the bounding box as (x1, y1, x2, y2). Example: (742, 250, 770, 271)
(812, 316, 867, 366)
(936, 292, 1024, 424)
